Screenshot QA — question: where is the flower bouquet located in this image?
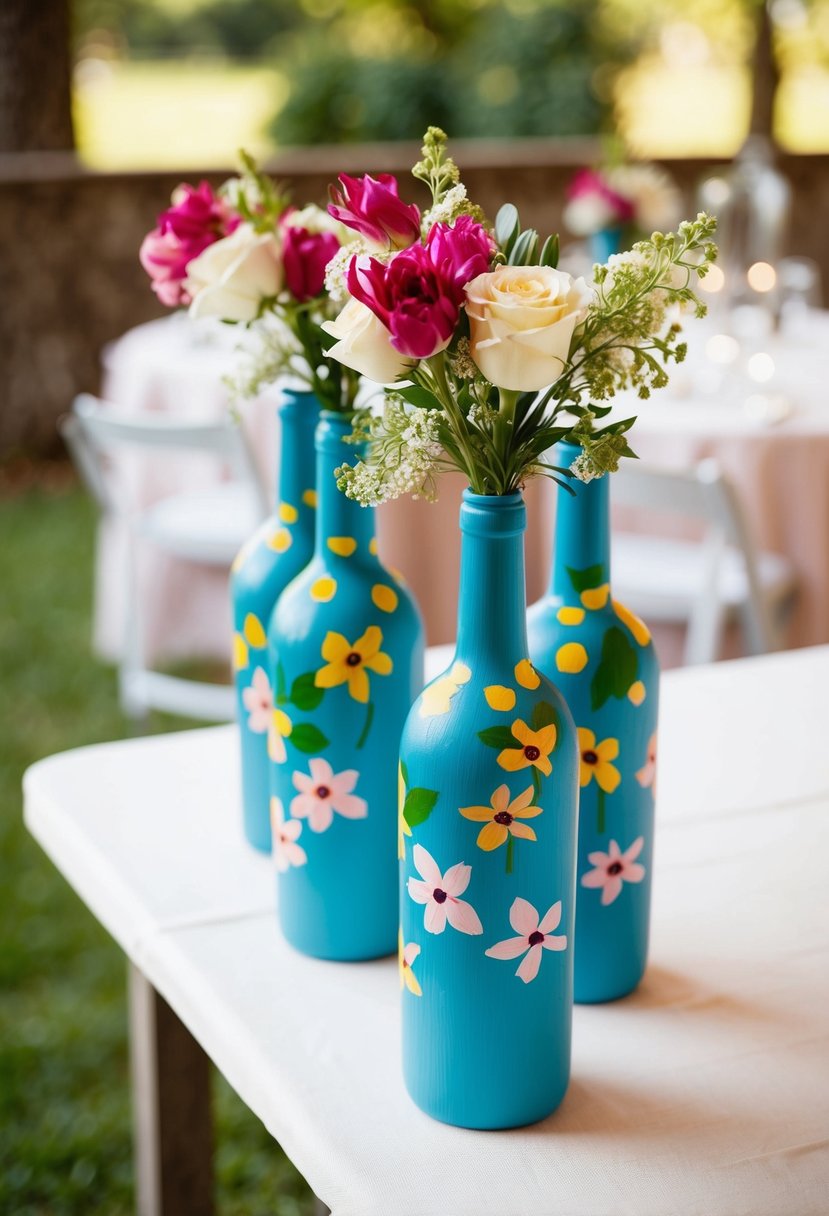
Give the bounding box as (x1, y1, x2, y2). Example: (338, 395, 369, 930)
(562, 161, 683, 259)
(317, 127, 716, 1128)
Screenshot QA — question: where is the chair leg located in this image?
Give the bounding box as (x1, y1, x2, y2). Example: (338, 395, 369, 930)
(120, 537, 150, 726)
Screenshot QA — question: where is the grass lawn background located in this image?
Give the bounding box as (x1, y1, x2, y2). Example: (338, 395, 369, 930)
(0, 476, 313, 1215)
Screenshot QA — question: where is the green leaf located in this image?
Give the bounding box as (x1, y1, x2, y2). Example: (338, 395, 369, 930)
(290, 723, 330, 753)
(566, 563, 606, 594)
(289, 671, 324, 711)
(403, 787, 438, 829)
(540, 233, 560, 268)
(275, 661, 287, 703)
(508, 228, 539, 266)
(477, 725, 518, 750)
(495, 203, 520, 253)
(532, 700, 558, 733)
(396, 384, 441, 410)
(590, 627, 638, 711)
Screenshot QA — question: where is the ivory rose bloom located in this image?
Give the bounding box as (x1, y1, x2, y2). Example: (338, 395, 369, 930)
(322, 298, 414, 384)
(186, 223, 282, 322)
(465, 266, 592, 392)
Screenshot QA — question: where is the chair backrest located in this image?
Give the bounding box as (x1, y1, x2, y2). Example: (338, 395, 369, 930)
(611, 459, 774, 660)
(61, 393, 269, 516)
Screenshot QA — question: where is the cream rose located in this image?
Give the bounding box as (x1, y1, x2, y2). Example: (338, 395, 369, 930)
(186, 223, 282, 323)
(465, 266, 593, 391)
(322, 298, 414, 384)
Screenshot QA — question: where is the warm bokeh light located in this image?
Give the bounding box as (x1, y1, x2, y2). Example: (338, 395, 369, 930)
(747, 352, 776, 382)
(747, 262, 778, 292)
(706, 333, 740, 365)
(699, 265, 726, 294)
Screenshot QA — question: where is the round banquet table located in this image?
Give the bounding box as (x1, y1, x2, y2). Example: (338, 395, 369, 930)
(93, 310, 829, 671)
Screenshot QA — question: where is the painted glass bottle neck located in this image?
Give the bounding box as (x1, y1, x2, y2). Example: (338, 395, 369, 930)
(276, 390, 321, 516)
(314, 412, 376, 553)
(456, 490, 529, 670)
(549, 442, 611, 601)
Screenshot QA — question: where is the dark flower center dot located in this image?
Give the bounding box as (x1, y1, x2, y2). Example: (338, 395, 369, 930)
(607, 861, 623, 876)
(582, 750, 598, 765)
(524, 745, 540, 761)
(345, 651, 362, 667)
(433, 888, 447, 904)
(528, 931, 544, 947)
(494, 811, 513, 826)
(315, 786, 331, 799)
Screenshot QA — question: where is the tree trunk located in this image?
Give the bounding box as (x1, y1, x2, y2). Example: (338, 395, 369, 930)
(0, 0, 74, 152)
(749, 1, 778, 142)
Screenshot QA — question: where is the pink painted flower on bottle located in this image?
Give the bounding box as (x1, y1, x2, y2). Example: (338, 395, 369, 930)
(290, 758, 368, 832)
(242, 667, 273, 733)
(581, 837, 646, 906)
(139, 180, 240, 307)
(282, 224, 341, 302)
(328, 173, 421, 249)
(485, 897, 567, 983)
(636, 732, 657, 789)
(270, 797, 307, 872)
(407, 844, 483, 936)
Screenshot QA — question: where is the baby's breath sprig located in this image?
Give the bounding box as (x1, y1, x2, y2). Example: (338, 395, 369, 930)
(412, 127, 461, 209)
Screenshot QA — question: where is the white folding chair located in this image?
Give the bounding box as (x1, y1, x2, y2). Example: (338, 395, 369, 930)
(610, 459, 797, 666)
(61, 393, 269, 724)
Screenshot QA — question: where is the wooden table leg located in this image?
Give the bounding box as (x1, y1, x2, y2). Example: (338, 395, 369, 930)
(129, 962, 214, 1216)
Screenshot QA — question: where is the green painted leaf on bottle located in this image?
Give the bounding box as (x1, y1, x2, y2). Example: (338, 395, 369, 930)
(289, 671, 324, 711)
(566, 563, 606, 594)
(590, 627, 638, 711)
(290, 723, 330, 753)
(403, 787, 438, 829)
(531, 700, 558, 733)
(477, 725, 518, 750)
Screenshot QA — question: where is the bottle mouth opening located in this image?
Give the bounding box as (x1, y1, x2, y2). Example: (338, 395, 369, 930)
(460, 489, 526, 537)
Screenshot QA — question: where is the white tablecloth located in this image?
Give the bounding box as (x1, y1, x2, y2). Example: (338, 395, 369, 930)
(23, 647, 829, 1215)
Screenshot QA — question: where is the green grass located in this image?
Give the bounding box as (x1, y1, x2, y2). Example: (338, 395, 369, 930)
(0, 478, 313, 1215)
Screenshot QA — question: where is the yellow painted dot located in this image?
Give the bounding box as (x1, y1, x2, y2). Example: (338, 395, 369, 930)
(278, 502, 298, 524)
(310, 576, 337, 603)
(450, 662, 472, 684)
(514, 659, 540, 690)
(557, 606, 585, 626)
(556, 642, 589, 674)
(327, 536, 357, 557)
(484, 685, 516, 711)
(613, 599, 652, 646)
(371, 584, 398, 613)
(369, 537, 378, 556)
(272, 707, 292, 737)
(302, 489, 317, 509)
(580, 584, 610, 611)
(232, 633, 249, 671)
(243, 614, 267, 649)
(628, 681, 646, 706)
(267, 528, 292, 553)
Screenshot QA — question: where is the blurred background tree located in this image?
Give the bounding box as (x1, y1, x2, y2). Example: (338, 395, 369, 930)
(69, 0, 829, 168)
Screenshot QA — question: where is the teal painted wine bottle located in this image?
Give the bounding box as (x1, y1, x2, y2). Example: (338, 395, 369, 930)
(268, 412, 424, 961)
(527, 442, 659, 1003)
(230, 390, 321, 854)
(399, 490, 578, 1128)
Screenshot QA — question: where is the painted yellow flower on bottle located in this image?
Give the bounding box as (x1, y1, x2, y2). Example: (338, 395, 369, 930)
(399, 929, 422, 996)
(314, 625, 392, 703)
(460, 783, 542, 851)
(268, 707, 293, 764)
(497, 719, 557, 776)
(577, 728, 621, 793)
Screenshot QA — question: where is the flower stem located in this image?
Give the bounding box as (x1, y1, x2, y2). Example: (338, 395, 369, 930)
(506, 834, 515, 875)
(532, 766, 542, 803)
(597, 787, 606, 834)
(356, 700, 374, 750)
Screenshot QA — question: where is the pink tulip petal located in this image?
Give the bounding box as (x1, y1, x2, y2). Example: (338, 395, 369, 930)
(581, 868, 606, 889)
(624, 862, 646, 884)
(424, 900, 448, 934)
(601, 876, 624, 905)
(485, 935, 529, 960)
(539, 900, 563, 934)
(309, 757, 333, 785)
(407, 878, 432, 905)
(516, 943, 543, 984)
(442, 861, 471, 897)
(509, 897, 540, 936)
(412, 844, 442, 887)
(331, 792, 368, 820)
(445, 897, 483, 936)
(623, 836, 645, 863)
(541, 932, 567, 951)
